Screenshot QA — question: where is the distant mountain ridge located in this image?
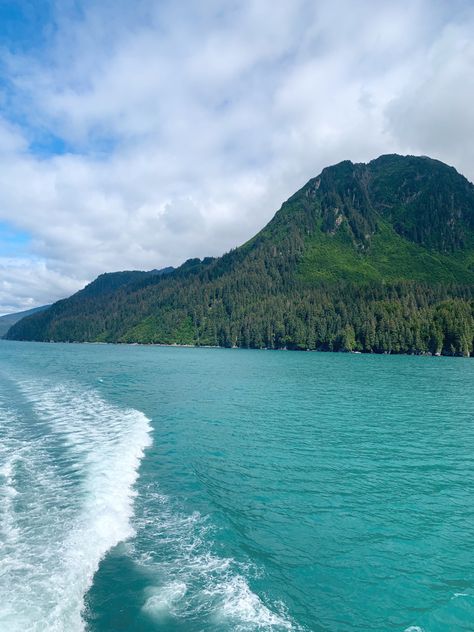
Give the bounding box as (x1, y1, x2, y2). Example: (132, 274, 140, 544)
(6, 155, 474, 355)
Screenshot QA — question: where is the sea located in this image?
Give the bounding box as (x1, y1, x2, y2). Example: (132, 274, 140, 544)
(0, 340, 473, 632)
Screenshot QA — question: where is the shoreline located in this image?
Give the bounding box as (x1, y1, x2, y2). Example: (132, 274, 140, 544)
(1, 338, 470, 357)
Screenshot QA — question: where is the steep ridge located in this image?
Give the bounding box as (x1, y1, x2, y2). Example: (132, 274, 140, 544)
(6, 155, 474, 355)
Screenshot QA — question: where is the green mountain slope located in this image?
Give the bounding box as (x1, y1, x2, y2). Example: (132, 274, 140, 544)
(6, 155, 474, 355)
(0, 305, 50, 338)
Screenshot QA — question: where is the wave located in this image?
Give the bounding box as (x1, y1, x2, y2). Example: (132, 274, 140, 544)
(133, 488, 299, 631)
(0, 377, 295, 631)
(0, 380, 152, 632)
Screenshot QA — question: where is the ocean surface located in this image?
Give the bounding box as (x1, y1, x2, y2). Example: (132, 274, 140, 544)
(0, 341, 473, 632)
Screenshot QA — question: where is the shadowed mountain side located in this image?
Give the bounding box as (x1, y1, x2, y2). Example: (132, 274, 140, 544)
(0, 305, 50, 338)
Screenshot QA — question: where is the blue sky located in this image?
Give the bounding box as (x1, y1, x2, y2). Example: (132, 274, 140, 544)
(0, 1, 54, 51)
(0, 220, 30, 254)
(1, 0, 474, 314)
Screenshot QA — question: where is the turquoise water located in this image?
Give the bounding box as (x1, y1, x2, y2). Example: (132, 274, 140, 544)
(0, 341, 473, 631)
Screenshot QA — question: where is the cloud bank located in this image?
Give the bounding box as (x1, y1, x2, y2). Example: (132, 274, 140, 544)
(0, 0, 473, 313)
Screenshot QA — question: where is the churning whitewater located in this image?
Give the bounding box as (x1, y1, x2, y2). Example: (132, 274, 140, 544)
(0, 366, 294, 632)
(0, 375, 152, 632)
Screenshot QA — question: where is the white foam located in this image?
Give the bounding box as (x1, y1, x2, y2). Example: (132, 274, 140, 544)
(135, 489, 298, 631)
(143, 581, 188, 618)
(0, 394, 35, 554)
(0, 380, 152, 632)
(0, 444, 21, 548)
(211, 575, 294, 630)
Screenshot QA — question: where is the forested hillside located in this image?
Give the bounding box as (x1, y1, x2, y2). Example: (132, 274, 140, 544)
(0, 305, 50, 338)
(6, 155, 474, 355)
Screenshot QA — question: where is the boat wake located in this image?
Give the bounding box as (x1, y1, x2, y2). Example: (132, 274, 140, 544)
(0, 379, 151, 632)
(133, 486, 299, 631)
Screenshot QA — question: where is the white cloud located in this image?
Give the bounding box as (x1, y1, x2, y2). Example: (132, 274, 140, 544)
(386, 19, 474, 177)
(0, 0, 473, 313)
(0, 257, 86, 314)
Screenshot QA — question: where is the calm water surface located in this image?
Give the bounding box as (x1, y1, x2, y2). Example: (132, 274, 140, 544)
(0, 341, 473, 631)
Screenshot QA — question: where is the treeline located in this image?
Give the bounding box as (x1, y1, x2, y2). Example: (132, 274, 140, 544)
(114, 284, 474, 356)
(7, 259, 474, 356)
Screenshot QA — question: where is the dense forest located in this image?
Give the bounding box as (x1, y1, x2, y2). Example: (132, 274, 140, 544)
(0, 305, 50, 338)
(6, 154, 474, 356)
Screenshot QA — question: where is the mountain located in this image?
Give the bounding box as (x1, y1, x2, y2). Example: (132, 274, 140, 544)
(0, 305, 50, 338)
(2, 268, 173, 340)
(69, 267, 174, 299)
(6, 155, 474, 355)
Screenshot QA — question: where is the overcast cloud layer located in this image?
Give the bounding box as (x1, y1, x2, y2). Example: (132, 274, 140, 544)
(0, 0, 473, 313)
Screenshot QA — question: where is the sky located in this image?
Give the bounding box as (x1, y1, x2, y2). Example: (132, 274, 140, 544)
(0, 0, 473, 314)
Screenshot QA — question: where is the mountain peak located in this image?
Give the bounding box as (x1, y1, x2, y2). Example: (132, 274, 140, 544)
(277, 153, 474, 256)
